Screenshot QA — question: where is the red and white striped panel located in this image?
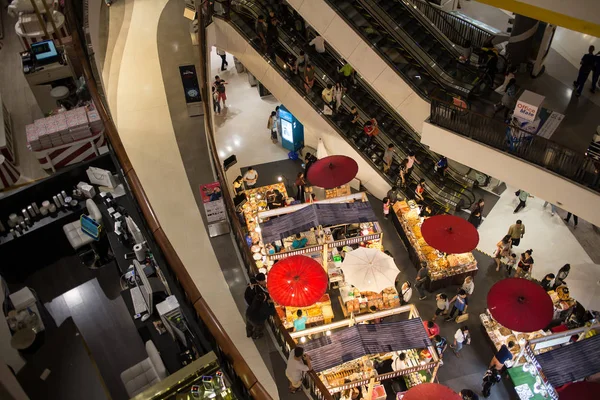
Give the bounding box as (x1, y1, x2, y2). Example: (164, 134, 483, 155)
(0, 155, 21, 189)
(34, 132, 106, 172)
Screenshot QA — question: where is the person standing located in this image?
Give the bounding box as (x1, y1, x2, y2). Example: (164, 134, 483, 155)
(490, 341, 515, 370)
(405, 151, 420, 180)
(450, 326, 470, 357)
(515, 249, 534, 278)
(295, 172, 306, 203)
(493, 78, 517, 119)
(286, 347, 312, 393)
(334, 82, 344, 112)
(435, 156, 448, 178)
(434, 335, 448, 360)
(246, 291, 274, 339)
(304, 64, 315, 94)
(468, 198, 484, 228)
(321, 84, 334, 114)
(243, 167, 259, 188)
(309, 35, 326, 54)
(415, 261, 429, 300)
(461, 276, 475, 297)
(293, 309, 308, 332)
(266, 17, 279, 59)
(255, 15, 267, 52)
(398, 281, 412, 305)
(514, 189, 532, 213)
(564, 212, 579, 228)
(495, 65, 517, 93)
(398, 159, 408, 187)
(415, 179, 426, 202)
(554, 264, 570, 288)
(446, 290, 468, 321)
(541, 273, 555, 291)
(339, 61, 355, 88)
(481, 368, 501, 398)
(216, 48, 228, 71)
(267, 111, 277, 143)
(383, 144, 395, 173)
(574, 45, 596, 96)
(494, 235, 512, 272)
(382, 197, 391, 220)
(507, 220, 525, 247)
(387, 186, 401, 205)
(592, 51, 600, 93)
(213, 75, 228, 108)
(212, 87, 221, 115)
(363, 118, 379, 147)
(543, 201, 557, 216)
(423, 320, 440, 339)
(345, 105, 360, 133)
(233, 175, 244, 195)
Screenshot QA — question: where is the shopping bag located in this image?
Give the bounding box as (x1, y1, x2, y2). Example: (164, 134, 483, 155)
(323, 104, 333, 116)
(86, 167, 117, 188)
(455, 313, 469, 324)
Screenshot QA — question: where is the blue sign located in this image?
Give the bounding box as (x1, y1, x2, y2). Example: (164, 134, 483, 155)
(277, 105, 304, 152)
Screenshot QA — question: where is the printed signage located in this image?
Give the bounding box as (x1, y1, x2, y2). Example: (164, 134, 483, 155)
(179, 65, 202, 104)
(199, 182, 226, 224)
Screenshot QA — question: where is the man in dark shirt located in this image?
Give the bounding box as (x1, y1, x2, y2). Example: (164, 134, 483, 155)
(415, 261, 429, 300)
(574, 45, 596, 96)
(592, 52, 600, 93)
(255, 15, 267, 51)
(386, 186, 400, 205)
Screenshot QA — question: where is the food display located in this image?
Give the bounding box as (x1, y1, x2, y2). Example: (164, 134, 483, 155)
(393, 201, 477, 281)
(480, 311, 546, 365)
(340, 286, 400, 316)
(280, 294, 334, 329)
(547, 290, 576, 321)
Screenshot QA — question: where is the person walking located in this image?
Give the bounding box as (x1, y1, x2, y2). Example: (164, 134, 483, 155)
(382, 197, 391, 220)
(515, 249, 534, 278)
(467, 198, 484, 228)
(245, 291, 274, 339)
(446, 290, 468, 321)
(304, 64, 316, 94)
(243, 166, 259, 188)
(267, 111, 277, 143)
(286, 347, 312, 393)
(461, 276, 475, 297)
(543, 201, 557, 216)
(211, 87, 221, 115)
(493, 78, 517, 119)
(398, 281, 413, 305)
(383, 144, 394, 173)
(507, 219, 525, 247)
(494, 234, 512, 271)
(432, 293, 449, 321)
(574, 45, 596, 96)
(216, 48, 228, 71)
(309, 35, 326, 54)
(295, 172, 306, 203)
(415, 261, 429, 300)
(514, 189, 532, 213)
(564, 212, 579, 228)
(450, 326, 470, 357)
(334, 82, 344, 112)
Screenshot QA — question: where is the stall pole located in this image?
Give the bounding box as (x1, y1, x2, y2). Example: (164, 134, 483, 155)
(430, 363, 440, 382)
(29, 0, 50, 40)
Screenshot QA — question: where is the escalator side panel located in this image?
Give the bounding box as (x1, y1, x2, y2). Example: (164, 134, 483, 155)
(209, 18, 391, 199)
(289, 0, 431, 134)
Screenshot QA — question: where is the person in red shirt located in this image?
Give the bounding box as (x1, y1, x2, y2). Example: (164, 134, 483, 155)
(363, 118, 379, 146)
(423, 320, 440, 339)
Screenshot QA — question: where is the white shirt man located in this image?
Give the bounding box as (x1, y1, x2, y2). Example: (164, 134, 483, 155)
(309, 36, 326, 53)
(286, 348, 312, 392)
(243, 168, 259, 188)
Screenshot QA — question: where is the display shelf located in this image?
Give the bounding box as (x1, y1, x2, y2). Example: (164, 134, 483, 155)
(508, 365, 548, 400)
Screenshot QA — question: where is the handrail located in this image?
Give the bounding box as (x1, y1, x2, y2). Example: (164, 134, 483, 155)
(405, 0, 493, 49)
(429, 98, 598, 189)
(63, 2, 272, 399)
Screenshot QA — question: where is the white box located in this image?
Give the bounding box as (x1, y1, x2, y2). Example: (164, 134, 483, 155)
(77, 182, 96, 198)
(514, 90, 545, 122)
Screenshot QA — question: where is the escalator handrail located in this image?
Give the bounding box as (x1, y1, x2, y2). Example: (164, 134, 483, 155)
(233, 0, 473, 208)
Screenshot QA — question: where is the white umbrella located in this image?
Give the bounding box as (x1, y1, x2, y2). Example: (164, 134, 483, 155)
(560, 263, 600, 312)
(316, 138, 329, 159)
(342, 248, 399, 293)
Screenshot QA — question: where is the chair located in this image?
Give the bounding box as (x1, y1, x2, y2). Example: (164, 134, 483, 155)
(120, 341, 167, 397)
(63, 199, 102, 250)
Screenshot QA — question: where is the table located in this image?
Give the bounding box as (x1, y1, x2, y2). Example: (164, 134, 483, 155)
(508, 365, 547, 400)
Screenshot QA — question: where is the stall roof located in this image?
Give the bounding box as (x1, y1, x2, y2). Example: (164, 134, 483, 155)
(535, 334, 600, 387)
(302, 319, 431, 372)
(261, 202, 377, 244)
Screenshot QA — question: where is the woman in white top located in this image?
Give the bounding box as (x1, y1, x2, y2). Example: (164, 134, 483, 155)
(334, 82, 344, 112)
(243, 167, 259, 188)
(461, 276, 475, 296)
(399, 281, 413, 305)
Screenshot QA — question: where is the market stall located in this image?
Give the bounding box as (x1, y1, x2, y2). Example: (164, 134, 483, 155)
(391, 201, 478, 290)
(289, 305, 441, 396)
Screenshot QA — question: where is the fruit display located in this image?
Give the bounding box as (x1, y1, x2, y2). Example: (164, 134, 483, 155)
(393, 201, 477, 281)
(242, 183, 287, 233)
(480, 311, 547, 365)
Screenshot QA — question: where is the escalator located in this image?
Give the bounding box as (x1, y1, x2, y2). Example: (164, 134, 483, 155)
(222, 1, 476, 211)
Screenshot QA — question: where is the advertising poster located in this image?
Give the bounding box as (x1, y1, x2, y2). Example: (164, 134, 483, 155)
(179, 65, 202, 104)
(199, 182, 226, 223)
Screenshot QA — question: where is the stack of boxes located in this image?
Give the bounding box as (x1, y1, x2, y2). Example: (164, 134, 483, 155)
(25, 104, 104, 151)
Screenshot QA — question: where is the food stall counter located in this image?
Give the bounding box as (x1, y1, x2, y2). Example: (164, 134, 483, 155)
(507, 365, 548, 400)
(280, 294, 333, 330)
(339, 285, 400, 317)
(392, 201, 478, 291)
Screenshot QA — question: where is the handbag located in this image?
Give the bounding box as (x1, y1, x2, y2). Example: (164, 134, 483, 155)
(86, 167, 117, 188)
(323, 104, 333, 115)
(455, 313, 469, 324)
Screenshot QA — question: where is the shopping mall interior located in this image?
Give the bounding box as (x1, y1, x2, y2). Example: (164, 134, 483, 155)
(1, 0, 600, 399)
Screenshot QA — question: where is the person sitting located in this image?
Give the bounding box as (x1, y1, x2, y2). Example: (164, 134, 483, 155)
(292, 233, 308, 249)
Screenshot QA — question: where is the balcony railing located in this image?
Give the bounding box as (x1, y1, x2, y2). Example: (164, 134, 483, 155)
(429, 98, 599, 189)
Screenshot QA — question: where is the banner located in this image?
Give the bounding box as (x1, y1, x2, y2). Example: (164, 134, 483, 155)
(179, 65, 202, 104)
(200, 182, 226, 224)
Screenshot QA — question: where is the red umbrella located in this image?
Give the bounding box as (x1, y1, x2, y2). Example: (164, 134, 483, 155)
(487, 278, 553, 332)
(306, 155, 358, 189)
(559, 382, 600, 400)
(402, 383, 462, 400)
(267, 255, 328, 307)
(421, 215, 479, 254)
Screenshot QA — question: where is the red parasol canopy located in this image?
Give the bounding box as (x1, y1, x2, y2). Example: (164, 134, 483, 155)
(559, 382, 600, 400)
(487, 278, 553, 332)
(402, 383, 462, 400)
(267, 255, 328, 307)
(306, 155, 359, 189)
(421, 215, 479, 254)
